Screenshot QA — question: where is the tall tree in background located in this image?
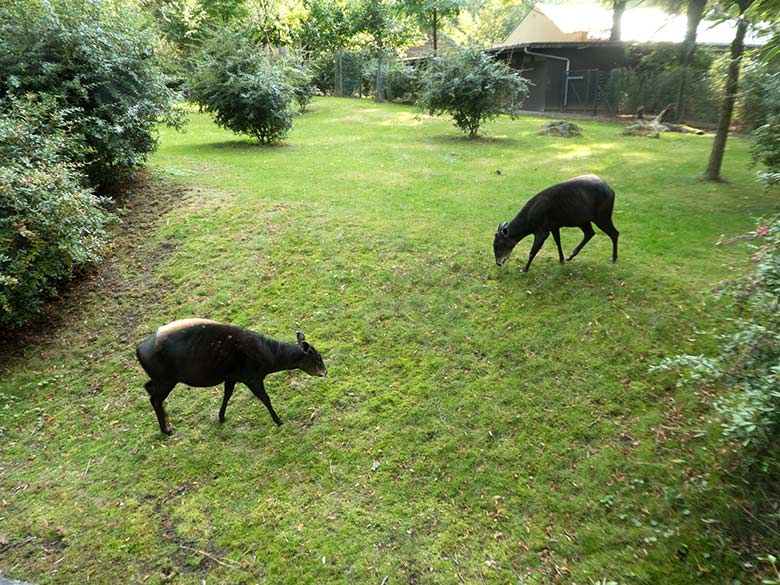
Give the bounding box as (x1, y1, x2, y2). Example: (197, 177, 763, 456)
(354, 0, 415, 100)
(201, 0, 248, 22)
(298, 0, 356, 95)
(609, 0, 627, 40)
(398, 0, 460, 53)
(244, 0, 306, 46)
(675, 0, 709, 120)
(704, 0, 754, 180)
(446, 0, 531, 48)
(297, 0, 354, 54)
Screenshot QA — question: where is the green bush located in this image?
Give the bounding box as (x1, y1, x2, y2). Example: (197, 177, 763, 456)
(364, 57, 419, 103)
(284, 60, 317, 113)
(0, 1, 183, 187)
(0, 98, 114, 326)
(651, 216, 780, 471)
(753, 115, 780, 188)
(741, 63, 780, 131)
(189, 26, 294, 144)
(417, 49, 528, 138)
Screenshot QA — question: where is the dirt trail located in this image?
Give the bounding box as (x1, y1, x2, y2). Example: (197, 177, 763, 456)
(0, 173, 196, 372)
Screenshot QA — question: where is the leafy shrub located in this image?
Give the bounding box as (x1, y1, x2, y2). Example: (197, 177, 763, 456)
(284, 61, 317, 113)
(387, 61, 420, 103)
(417, 49, 528, 138)
(651, 217, 780, 471)
(372, 58, 419, 103)
(0, 98, 113, 325)
(753, 115, 780, 188)
(189, 26, 294, 143)
(0, 1, 183, 187)
(738, 62, 780, 131)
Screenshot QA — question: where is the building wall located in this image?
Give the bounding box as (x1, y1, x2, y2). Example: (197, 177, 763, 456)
(508, 53, 547, 111)
(498, 44, 625, 111)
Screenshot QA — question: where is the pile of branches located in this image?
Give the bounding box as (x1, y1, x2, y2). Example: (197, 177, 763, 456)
(623, 104, 705, 138)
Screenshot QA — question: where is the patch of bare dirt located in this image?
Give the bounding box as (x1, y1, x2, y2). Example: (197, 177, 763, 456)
(0, 172, 194, 372)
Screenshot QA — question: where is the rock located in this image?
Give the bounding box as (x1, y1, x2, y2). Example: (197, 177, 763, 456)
(536, 121, 582, 137)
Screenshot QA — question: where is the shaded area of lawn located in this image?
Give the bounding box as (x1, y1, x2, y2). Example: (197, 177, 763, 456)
(1, 98, 778, 584)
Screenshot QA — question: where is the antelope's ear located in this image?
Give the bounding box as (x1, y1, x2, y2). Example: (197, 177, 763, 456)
(500, 223, 509, 237)
(296, 331, 306, 345)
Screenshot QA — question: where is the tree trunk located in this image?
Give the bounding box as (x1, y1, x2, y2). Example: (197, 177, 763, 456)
(335, 50, 343, 97)
(375, 49, 386, 102)
(432, 8, 438, 55)
(674, 0, 707, 122)
(704, 13, 748, 181)
(610, 0, 627, 41)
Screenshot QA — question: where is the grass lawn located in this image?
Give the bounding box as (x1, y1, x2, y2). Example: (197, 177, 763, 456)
(2, 97, 779, 584)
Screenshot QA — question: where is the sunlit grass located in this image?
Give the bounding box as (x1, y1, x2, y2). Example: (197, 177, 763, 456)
(1, 97, 778, 584)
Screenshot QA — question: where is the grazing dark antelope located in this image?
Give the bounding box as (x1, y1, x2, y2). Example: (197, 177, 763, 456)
(136, 319, 326, 435)
(493, 174, 619, 273)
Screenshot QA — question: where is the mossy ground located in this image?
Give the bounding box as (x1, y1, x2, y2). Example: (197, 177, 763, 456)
(1, 98, 778, 584)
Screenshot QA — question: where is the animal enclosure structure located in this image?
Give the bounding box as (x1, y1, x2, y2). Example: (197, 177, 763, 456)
(482, 4, 755, 114)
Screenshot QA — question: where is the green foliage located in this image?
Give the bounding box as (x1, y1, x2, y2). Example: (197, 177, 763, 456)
(353, 0, 418, 52)
(753, 115, 780, 187)
(741, 61, 780, 131)
(188, 26, 294, 143)
(398, 0, 461, 30)
(360, 56, 420, 102)
(605, 66, 720, 123)
(0, 0, 184, 187)
(398, 0, 461, 48)
(445, 0, 531, 48)
(0, 98, 113, 325)
(383, 58, 420, 102)
(298, 0, 356, 53)
(283, 60, 317, 113)
(243, 0, 307, 46)
(652, 216, 780, 471)
(311, 49, 371, 96)
(417, 48, 528, 137)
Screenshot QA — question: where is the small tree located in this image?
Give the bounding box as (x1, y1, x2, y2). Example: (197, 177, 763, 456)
(418, 49, 528, 138)
(354, 0, 417, 101)
(284, 60, 317, 113)
(189, 26, 294, 144)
